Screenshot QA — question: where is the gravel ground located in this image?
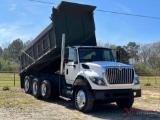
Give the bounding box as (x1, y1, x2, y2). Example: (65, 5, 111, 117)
(0, 89, 160, 120)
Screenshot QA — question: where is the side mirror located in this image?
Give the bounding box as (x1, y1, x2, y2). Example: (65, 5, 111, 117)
(116, 50, 121, 62)
(67, 61, 75, 67)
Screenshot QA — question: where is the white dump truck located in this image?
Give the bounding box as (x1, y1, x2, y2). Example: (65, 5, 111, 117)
(19, 1, 141, 112)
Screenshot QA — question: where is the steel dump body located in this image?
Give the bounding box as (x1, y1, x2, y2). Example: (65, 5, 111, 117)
(19, 1, 96, 75)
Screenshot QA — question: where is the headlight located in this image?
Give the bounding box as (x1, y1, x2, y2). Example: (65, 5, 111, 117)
(134, 75, 140, 85)
(89, 77, 106, 86)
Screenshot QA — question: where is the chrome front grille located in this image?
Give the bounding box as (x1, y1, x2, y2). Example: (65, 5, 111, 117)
(106, 68, 134, 84)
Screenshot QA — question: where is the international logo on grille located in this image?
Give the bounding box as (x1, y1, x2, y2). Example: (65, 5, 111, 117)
(118, 65, 122, 71)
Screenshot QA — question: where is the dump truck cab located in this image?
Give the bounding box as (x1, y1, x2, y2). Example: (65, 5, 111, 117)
(60, 46, 141, 112)
(64, 46, 115, 85)
(64, 46, 140, 90)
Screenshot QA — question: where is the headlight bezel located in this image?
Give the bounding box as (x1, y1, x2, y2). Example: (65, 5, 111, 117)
(89, 76, 106, 86)
(134, 75, 140, 85)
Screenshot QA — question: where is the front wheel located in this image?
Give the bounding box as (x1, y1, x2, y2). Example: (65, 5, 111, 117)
(75, 86, 94, 113)
(116, 93, 134, 108)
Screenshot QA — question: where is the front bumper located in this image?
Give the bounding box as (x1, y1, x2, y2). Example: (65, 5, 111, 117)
(93, 89, 141, 101)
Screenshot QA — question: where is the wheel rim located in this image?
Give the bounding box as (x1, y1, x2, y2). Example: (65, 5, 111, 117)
(76, 90, 86, 109)
(33, 82, 38, 95)
(24, 79, 29, 92)
(41, 83, 47, 97)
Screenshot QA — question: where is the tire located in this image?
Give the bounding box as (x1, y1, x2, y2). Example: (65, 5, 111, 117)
(116, 93, 134, 108)
(75, 86, 94, 113)
(41, 80, 51, 99)
(32, 78, 41, 98)
(24, 76, 32, 94)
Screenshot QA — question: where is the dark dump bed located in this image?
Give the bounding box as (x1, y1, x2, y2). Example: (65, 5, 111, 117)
(19, 1, 96, 75)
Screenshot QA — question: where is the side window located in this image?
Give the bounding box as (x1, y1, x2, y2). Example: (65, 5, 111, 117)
(103, 50, 110, 61)
(103, 50, 114, 61)
(68, 49, 78, 64)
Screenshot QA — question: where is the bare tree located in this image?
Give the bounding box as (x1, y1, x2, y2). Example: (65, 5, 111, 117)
(8, 39, 24, 62)
(138, 44, 151, 65)
(138, 42, 160, 70)
(97, 41, 104, 47)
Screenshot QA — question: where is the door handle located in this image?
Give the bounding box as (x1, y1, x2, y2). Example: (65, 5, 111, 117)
(66, 69, 68, 74)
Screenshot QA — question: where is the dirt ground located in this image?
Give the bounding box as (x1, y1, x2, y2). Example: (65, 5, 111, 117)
(0, 89, 160, 120)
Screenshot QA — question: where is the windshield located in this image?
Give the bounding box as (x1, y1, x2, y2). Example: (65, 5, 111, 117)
(79, 48, 115, 62)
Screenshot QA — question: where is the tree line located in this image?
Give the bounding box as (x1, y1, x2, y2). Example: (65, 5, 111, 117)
(0, 39, 30, 71)
(98, 41, 160, 75)
(0, 39, 160, 75)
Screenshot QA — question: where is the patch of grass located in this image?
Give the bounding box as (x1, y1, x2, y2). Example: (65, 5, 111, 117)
(3, 86, 10, 91)
(0, 100, 3, 105)
(143, 97, 160, 103)
(144, 83, 151, 86)
(0, 93, 13, 99)
(139, 76, 160, 86)
(146, 97, 160, 100)
(0, 90, 42, 108)
(9, 86, 21, 90)
(0, 86, 21, 91)
(19, 99, 41, 107)
(2, 100, 19, 108)
(141, 87, 160, 92)
(0, 73, 20, 88)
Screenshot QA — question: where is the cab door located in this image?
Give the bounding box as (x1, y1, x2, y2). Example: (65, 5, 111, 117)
(65, 48, 80, 84)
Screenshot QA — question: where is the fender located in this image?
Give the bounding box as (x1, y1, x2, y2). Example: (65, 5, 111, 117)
(73, 75, 92, 90)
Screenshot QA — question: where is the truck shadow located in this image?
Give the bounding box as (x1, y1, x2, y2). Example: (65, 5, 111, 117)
(44, 97, 160, 120)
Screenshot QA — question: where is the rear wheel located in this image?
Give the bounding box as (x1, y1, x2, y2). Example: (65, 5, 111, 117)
(32, 78, 41, 98)
(24, 76, 32, 94)
(41, 80, 51, 99)
(75, 86, 94, 113)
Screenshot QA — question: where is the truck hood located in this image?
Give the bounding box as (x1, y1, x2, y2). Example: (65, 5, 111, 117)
(81, 61, 134, 77)
(85, 61, 134, 69)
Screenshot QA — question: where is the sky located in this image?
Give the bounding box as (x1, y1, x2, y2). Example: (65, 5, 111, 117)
(0, 0, 160, 47)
